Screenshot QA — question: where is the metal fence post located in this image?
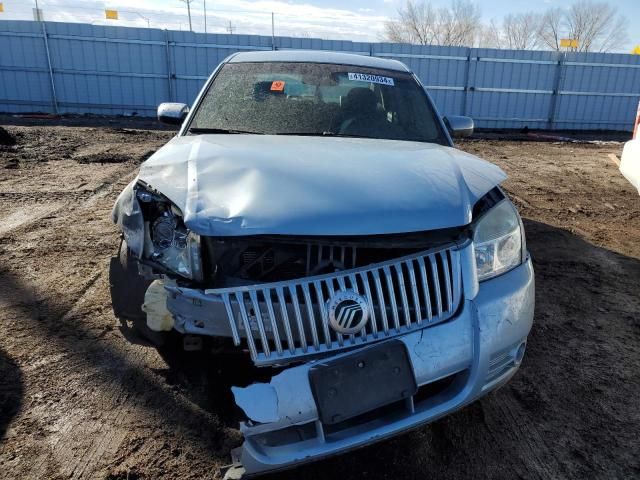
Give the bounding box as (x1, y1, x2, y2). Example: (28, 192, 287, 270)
(548, 51, 565, 130)
(40, 21, 58, 114)
(462, 47, 472, 116)
(164, 30, 174, 102)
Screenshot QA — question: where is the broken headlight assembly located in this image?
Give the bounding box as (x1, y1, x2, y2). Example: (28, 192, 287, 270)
(473, 199, 525, 281)
(136, 185, 203, 281)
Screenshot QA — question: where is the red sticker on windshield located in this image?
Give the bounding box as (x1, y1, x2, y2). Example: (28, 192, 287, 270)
(270, 80, 285, 92)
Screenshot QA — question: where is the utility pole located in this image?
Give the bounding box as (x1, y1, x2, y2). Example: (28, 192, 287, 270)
(203, 0, 207, 34)
(33, 0, 43, 21)
(271, 12, 275, 49)
(179, 0, 193, 32)
(227, 21, 234, 34)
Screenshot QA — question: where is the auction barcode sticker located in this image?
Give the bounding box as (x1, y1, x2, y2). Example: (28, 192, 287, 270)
(348, 72, 395, 86)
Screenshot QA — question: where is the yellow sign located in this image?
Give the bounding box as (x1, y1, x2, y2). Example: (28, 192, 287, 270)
(105, 9, 118, 20)
(560, 39, 579, 48)
(0, 3, 4, 13)
(633, 45, 640, 55)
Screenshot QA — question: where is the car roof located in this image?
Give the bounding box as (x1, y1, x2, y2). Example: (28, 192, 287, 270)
(227, 50, 411, 73)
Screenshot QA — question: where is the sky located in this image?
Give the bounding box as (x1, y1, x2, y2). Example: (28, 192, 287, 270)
(1, 0, 639, 51)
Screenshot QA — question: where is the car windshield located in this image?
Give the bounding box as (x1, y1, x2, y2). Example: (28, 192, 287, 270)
(188, 62, 447, 144)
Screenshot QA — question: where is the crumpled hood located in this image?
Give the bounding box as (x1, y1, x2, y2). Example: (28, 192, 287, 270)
(137, 135, 506, 236)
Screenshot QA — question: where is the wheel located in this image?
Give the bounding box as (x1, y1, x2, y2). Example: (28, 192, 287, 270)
(109, 239, 167, 346)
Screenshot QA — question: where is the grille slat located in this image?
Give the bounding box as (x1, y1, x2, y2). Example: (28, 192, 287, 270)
(288, 285, 308, 352)
(262, 288, 283, 355)
(451, 251, 462, 313)
(360, 271, 379, 337)
(221, 293, 241, 345)
(325, 278, 345, 347)
(395, 264, 411, 328)
(417, 257, 433, 322)
(313, 280, 332, 347)
(430, 254, 443, 318)
(301, 282, 321, 350)
(214, 245, 462, 365)
(348, 273, 359, 293)
(276, 286, 296, 353)
(235, 292, 258, 359)
(248, 290, 270, 358)
(440, 251, 453, 313)
(406, 261, 423, 325)
(372, 268, 390, 335)
(383, 265, 401, 332)
(348, 273, 367, 340)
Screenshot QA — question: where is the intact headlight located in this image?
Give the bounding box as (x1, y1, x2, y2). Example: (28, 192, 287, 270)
(473, 199, 525, 281)
(137, 186, 203, 281)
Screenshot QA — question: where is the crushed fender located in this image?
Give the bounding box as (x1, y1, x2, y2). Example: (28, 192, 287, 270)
(111, 179, 145, 257)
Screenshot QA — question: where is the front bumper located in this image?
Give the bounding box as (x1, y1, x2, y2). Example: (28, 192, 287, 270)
(159, 239, 534, 476)
(225, 257, 534, 476)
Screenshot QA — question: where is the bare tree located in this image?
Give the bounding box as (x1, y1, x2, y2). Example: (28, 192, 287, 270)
(564, 1, 627, 52)
(435, 0, 481, 47)
(537, 7, 564, 51)
(478, 20, 501, 49)
(385, 0, 627, 52)
(384, 0, 481, 47)
(537, 1, 627, 52)
(383, 1, 438, 45)
(502, 12, 541, 50)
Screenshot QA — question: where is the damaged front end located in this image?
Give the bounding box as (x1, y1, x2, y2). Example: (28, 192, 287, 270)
(110, 181, 203, 336)
(110, 180, 534, 477)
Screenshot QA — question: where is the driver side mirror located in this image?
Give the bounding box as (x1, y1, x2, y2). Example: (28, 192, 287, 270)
(444, 115, 474, 138)
(157, 103, 189, 126)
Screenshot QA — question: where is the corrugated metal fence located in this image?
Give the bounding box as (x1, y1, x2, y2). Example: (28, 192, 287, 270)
(1, 20, 640, 131)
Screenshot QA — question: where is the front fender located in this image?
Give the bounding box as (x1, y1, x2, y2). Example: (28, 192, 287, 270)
(111, 179, 144, 257)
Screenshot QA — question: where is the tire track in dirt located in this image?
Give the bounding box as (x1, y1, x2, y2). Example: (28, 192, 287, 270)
(483, 395, 557, 479)
(0, 167, 137, 239)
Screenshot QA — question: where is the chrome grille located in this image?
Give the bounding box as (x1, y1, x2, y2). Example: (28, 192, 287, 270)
(206, 245, 462, 365)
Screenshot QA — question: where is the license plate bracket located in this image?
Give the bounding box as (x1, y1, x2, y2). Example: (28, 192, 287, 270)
(309, 340, 417, 425)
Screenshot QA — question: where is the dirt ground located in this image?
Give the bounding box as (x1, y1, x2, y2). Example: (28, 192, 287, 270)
(0, 117, 638, 480)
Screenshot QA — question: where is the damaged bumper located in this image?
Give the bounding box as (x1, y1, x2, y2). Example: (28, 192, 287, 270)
(166, 253, 534, 476)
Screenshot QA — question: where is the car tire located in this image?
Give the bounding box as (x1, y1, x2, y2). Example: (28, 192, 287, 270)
(109, 239, 167, 346)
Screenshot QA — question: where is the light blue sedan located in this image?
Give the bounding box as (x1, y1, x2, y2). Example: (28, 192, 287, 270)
(111, 50, 534, 478)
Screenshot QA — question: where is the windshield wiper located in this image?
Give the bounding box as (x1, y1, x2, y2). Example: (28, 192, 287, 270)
(273, 131, 368, 138)
(187, 127, 263, 135)
(321, 131, 369, 138)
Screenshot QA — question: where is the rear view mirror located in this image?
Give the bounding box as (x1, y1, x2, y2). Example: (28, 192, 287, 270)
(157, 103, 189, 125)
(444, 115, 474, 138)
